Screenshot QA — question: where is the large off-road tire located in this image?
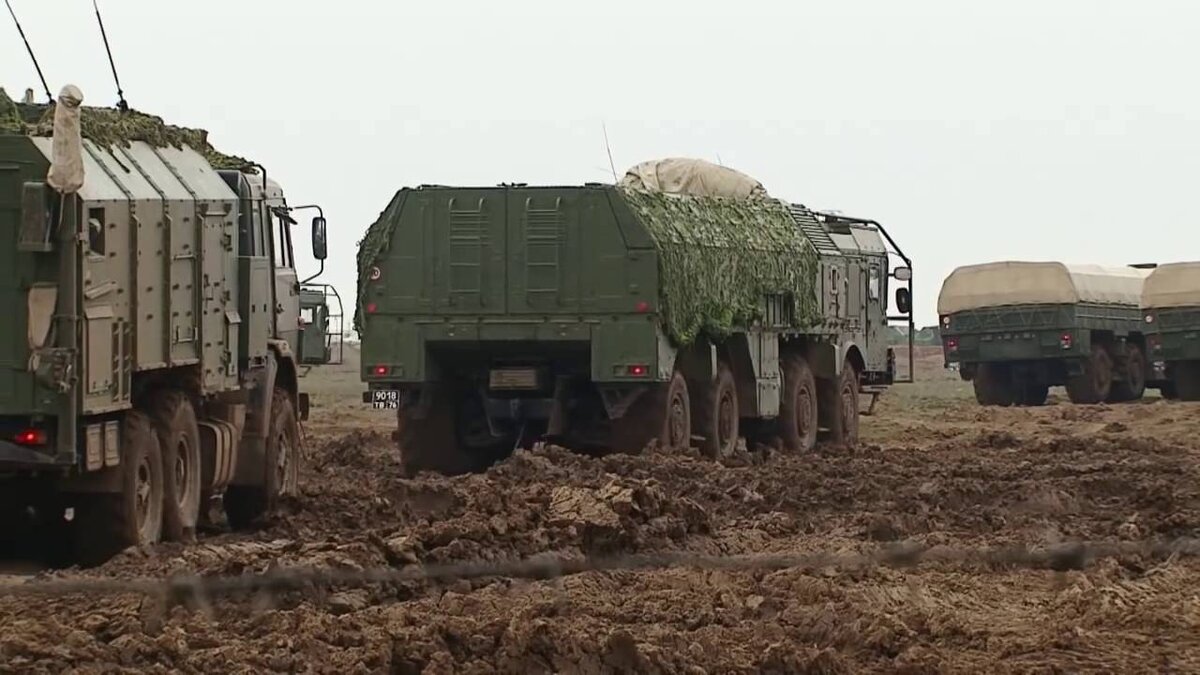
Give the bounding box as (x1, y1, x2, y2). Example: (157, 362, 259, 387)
(972, 363, 1015, 406)
(821, 359, 860, 447)
(151, 391, 202, 542)
(225, 388, 300, 529)
(1019, 382, 1049, 407)
(611, 371, 692, 454)
(1174, 361, 1200, 401)
(779, 354, 819, 453)
(695, 363, 739, 459)
(1110, 344, 1147, 403)
(1066, 344, 1113, 404)
(395, 384, 500, 477)
(73, 410, 164, 566)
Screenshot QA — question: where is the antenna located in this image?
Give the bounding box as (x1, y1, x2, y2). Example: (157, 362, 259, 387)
(602, 122, 618, 182)
(4, 0, 52, 104)
(92, 0, 128, 112)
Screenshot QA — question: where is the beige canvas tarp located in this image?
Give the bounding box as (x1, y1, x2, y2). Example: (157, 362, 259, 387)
(938, 262, 1149, 315)
(1142, 262, 1200, 309)
(619, 158, 767, 199)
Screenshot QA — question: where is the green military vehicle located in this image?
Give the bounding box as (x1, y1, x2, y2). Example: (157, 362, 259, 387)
(938, 261, 1167, 406)
(1142, 262, 1200, 400)
(357, 158, 914, 475)
(0, 86, 329, 563)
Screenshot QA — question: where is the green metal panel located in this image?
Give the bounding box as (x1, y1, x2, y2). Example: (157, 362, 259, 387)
(1152, 307, 1200, 360)
(0, 136, 56, 416)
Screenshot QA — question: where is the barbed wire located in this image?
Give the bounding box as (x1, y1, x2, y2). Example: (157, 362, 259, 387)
(1, 537, 1198, 608)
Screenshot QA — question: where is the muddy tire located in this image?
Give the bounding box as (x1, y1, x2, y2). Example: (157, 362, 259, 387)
(611, 371, 692, 454)
(779, 354, 819, 452)
(73, 410, 164, 566)
(395, 384, 482, 477)
(1066, 344, 1113, 404)
(973, 363, 1014, 406)
(695, 363, 738, 459)
(225, 388, 300, 529)
(1019, 382, 1049, 407)
(822, 360, 860, 447)
(1174, 361, 1200, 401)
(1110, 344, 1147, 403)
(152, 391, 202, 542)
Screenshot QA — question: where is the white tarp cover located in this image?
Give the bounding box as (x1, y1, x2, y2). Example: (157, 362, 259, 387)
(619, 157, 767, 199)
(1142, 262, 1200, 309)
(46, 85, 85, 194)
(938, 261, 1149, 315)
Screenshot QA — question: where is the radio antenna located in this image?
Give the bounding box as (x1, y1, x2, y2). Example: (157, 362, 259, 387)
(4, 0, 52, 104)
(92, 0, 128, 112)
(602, 122, 618, 182)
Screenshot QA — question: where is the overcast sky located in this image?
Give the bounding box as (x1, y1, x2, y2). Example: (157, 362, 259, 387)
(4, 0, 1196, 328)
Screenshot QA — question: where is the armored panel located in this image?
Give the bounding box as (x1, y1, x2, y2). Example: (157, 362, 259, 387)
(155, 146, 239, 392)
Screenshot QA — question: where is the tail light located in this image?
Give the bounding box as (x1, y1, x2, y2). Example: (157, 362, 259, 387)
(627, 364, 649, 377)
(371, 365, 389, 377)
(365, 303, 378, 314)
(945, 338, 958, 352)
(1149, 335, 1162, 352)
(14, 429, 47, 446)
(1060, 333, 1073, 350)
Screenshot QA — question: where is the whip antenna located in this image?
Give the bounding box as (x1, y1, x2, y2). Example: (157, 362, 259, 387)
(92, 0, 128, 112)
(4, 0, 52, 103)
(602, 122, 618, 183)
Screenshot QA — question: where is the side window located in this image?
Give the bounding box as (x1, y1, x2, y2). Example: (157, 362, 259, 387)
(868, 264, 881, 301)
(271, 208, 294, 269)
(86, 207, 106, 257)
(300, 307, 314, 324)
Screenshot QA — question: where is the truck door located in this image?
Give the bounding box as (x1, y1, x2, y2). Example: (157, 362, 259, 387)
(269, 206, 301, 356)
(865, 261, 884, 365)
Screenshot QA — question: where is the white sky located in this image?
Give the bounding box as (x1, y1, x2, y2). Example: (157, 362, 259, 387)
(4, 0, 1197, 327)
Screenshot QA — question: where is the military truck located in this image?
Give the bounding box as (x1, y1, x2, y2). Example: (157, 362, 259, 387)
(0, 86, 328, 563)
(938, 261, 1164, 406)
(357, 158, 914, 475)
(1142, 262, 1200, 400)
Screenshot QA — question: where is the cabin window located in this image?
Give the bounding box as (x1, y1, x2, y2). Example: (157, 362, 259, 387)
(87, 208, 106, 257)
(868, 265, 881, 301)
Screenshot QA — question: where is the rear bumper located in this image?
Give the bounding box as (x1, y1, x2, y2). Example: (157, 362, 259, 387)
(361, 317, 669, 386)
(0, 440, 70, 471)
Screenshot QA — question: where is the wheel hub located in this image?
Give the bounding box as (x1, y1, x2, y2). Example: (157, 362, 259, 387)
(668, 393, 687, 447)
(135, 457, 152, 528)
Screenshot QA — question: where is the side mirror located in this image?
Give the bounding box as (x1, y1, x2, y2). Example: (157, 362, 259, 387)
(896, 287, 912, 315)
(312, 216, 328, 260)
(893, 266, 912, 282)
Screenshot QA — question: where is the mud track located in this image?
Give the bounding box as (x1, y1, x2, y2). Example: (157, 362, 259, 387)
(2, 348, 1199, 673)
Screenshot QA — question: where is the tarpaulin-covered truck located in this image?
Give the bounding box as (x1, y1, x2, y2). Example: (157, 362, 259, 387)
(938, 261, 1168, 406)
(0, 86, 329, 563)
(357, 158, 914, 475)
(1142, 262, 1200, 400)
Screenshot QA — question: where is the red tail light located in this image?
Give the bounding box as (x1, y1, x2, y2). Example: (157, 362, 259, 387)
(627, 364, 649, 377)
(372, 365, 389, 377)
(15, 429, 47, 446)
(366, 303, 378, 314)
(1060, 333, 1073, 350)
(945, 338, 958, 352)
(635, 301, 650, 314)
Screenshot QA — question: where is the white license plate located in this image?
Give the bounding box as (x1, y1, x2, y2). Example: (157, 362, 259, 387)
(371, 390, 400, 409)
(489, 368, 539, 390)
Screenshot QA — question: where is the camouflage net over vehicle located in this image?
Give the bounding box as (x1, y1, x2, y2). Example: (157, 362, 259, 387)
(618, 188, 819, 344)
(352, 186, 821, 343)
(0, 88, 252, 170)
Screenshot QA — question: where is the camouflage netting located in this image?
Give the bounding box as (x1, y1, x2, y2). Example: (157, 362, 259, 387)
(619, 188, 819, 344)
(354, 191, 406, 332)
(0, 88, 252, 170)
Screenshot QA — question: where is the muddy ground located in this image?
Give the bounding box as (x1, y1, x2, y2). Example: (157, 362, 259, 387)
(2, 346, 1199, 673)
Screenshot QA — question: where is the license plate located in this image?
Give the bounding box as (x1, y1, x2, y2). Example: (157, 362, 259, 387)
(371, 390, 400, 409)
(489, 368, 540, 390)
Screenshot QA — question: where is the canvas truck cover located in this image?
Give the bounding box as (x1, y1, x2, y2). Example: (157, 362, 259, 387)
(1142, 262, 1200, 309)
(938, 262, 1149, 315)
(619, 158, 767, 199)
